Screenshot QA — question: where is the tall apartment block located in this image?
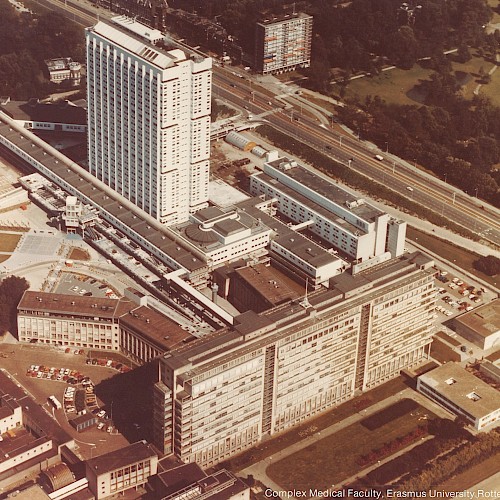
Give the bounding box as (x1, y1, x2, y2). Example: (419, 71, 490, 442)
(153, 252, 436, 467)
(86, 16, 211, 225)
(255, 12, 313, 75)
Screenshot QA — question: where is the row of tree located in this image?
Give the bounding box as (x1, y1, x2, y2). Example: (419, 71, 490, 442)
(169, 0, 493, 72)
(0, 0, 85, 100)
(395, 428, 500, 490)
(338, 82, 500, 207)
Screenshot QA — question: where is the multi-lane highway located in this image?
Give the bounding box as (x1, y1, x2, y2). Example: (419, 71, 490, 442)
(213, 72, 500, 249)
(25, 0, 500, 249)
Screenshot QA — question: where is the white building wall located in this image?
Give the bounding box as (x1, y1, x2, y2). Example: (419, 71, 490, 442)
(0, 439, 53, 474)
(18, 315, 120, 350)
(0, 404, 22, 434)
(86, 21, 211, 226)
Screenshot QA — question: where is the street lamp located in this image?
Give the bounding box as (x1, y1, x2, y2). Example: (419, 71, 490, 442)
(385, 141, 388, 153)
(444, 173, 447, 183)
(339, 136, 343, 147)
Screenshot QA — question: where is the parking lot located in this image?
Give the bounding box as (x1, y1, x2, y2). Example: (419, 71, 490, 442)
(54, 271, 119, 299)
(434, 269, 487, 319)
(0, 343, 130, 459)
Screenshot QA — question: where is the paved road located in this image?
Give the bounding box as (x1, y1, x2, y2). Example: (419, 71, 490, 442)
(0, 343, 130, 459)
(212, 73, 500, 250)
(30, 0, 500, 249)
(467, 472, 500, 494)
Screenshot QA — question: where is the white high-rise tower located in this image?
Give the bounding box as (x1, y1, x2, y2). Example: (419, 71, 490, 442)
(86, 17, 211, 225)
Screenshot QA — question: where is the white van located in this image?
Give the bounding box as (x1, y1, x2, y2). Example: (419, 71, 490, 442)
(374, 155, 384, 161)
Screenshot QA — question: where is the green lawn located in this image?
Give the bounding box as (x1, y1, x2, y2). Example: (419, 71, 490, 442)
(0, 233, 21, 253)
(479, 65, 500, 106)
(335, 64, 433, 106)
(334, 54, 497, 105)
(267, 400, 433, 489)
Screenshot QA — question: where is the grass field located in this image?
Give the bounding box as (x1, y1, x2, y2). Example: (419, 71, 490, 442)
(335, 64, 433, 106)
(0, 233, 22, 253)
(267, 400, 433, 490)
(335, 54, 498, 105)
(407, 227, 498, 288)
(68, 247, 90, 261)
(224, 377, 407, 472)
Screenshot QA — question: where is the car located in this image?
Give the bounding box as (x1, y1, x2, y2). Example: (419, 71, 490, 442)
(97, 422, 105, 430)
(460, 345, 467, 353)
(107, 426, 114, 433)
(90, 279, 97, 284)
(440, 271, 448, 276)
(0, 436, 3, 441)
(97, 410, 106, 418)
(406, 186, 414, 192)
(374, 155, 384, 161)
(71, 286, 79, 292)
(230, 83, 236, 87)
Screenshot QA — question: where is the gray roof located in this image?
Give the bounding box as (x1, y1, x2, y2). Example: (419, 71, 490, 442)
(0, 114, 207, 273)
(86, 441, 157, 475)
(0, 100, 86, 126)
(236, 197, 342, 269)
(419, 363, 500, 419)
(265, 158, 384, 223)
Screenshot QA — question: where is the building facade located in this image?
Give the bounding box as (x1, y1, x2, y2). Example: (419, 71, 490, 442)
(17, 293, 125, 351)
(85, 442, 158, 499)
(417, 363, 500, 431)
(86, 16, 211, 225)
(17, 291, 194, 363)
(153, 253, 436, 467)
(249, 158, 406, 265)
(255, 12, 313, 75)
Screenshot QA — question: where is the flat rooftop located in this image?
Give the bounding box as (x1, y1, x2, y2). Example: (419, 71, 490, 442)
(0, 100, 86, 125)
(0, 113, 207, 273)
(258, 11, 312, 25)
(86, 441, 156, 475)
(236, 197, 344, 269)
(454, 299, 500, 338)
(234, 263, 304, 306)
(119, 305, 196, 351)
(419, 363, 500, 419)
(264, 158, 384, 223)
(18, 290, 131, 319)
(89, 19, 183, 71)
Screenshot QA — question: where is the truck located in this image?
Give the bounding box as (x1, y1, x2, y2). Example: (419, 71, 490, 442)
(48, 395, 62, 410)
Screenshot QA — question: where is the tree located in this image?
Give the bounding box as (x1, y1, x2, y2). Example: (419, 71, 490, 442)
(0, 276, 29, 335)
(473, 255, 500, 276)
(456, 43, 472, 63)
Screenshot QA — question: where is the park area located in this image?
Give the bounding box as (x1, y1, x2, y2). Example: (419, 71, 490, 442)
(266, 399, 434, 490)
(334, 52, 500, 107)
